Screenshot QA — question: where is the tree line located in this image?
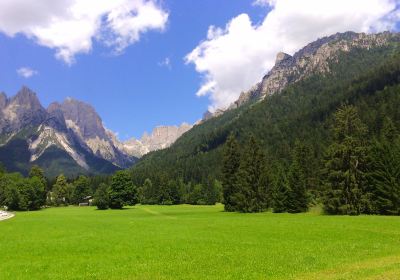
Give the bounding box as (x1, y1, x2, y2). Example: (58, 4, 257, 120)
(222, 105, 400, 215)
(1, 105, 398, 214)
(0, 165, 223, 211)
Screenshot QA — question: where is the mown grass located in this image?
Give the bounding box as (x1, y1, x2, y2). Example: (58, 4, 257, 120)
(0, 204, 400, 279)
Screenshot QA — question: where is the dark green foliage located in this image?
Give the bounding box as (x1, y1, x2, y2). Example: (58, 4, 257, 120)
(367, 120, 400, 215)
(271, 167, 290, 213)
(52, 174, 73, 206)
(0, 173, 46, 211)
(72, 175, 91, 204)
(323, 105, 369, 215)
(130, 46, 400, 210)
(33, 146, 88, 179)
(286, 141, 310, 213)
(137, 176, 221, 206)
(109, 171, 137, 209)
(141, 178, 157, 204)
(94, 183, 110, 210)
(235, 136, 268, 213)
(221, 134, 241, 211)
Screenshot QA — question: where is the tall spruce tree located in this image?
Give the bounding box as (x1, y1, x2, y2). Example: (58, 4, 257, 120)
(235, 135, 268, 213)
(271, 166, 290, 213)
(323, 105, 369, 215)
(368, 117, 400, 215)
(287, 141, 309, 213)
(222, 133, 241, 211)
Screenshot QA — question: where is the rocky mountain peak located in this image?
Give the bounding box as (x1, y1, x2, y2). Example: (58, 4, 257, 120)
(228, 31, 400, 110)
(11, 86, 42, 110)
(275, 52, 292, 66)
(60, 98, 107, 140)
(0, 87, 47, 133)
(116, 122, 193, 158)
(44, 102, 68, 131)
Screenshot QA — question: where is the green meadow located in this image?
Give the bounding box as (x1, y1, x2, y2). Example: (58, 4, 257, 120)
(1, 205, 400, 279)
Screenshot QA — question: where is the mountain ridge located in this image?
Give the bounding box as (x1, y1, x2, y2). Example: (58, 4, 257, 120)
(204, 31, 400, 120)
(0, 88, 191, 177)
(130, 31, 400, 185)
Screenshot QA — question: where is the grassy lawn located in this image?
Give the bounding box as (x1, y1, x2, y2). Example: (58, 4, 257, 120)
(1, 204, 400, 279)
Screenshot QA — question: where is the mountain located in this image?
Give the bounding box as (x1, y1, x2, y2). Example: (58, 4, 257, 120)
(130, 31, 400, 185)
(0, 87, 193, 177)
(114, 123, 192, 158)
(0, 88, 131, 177)
(206, 31, 398, 119)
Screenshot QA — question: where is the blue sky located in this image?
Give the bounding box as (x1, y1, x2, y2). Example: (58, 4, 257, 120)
(0, 0, 398, 140)
(0, 1, 267, 139)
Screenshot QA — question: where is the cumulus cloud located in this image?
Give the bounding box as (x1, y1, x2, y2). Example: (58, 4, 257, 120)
(0, 0, 168, 64)
(17, 67, 38, 78)
(186, 0, 400, 111)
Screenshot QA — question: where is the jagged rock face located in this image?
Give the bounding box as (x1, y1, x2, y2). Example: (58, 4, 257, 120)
(0, 87, 190, 171)
(118, 123, 192, 158)
(56, 98, 133, 168)
(0, 87, 47, 134)
(59, 98, 108, 140)
(224, 32, 400, 111)
(0, 88, 135, 172)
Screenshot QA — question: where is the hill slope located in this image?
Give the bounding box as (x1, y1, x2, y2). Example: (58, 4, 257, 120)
(131, 31, 400, 185)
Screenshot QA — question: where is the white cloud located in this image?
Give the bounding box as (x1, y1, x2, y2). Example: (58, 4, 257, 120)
(0, 0, 168, 64)
(17, 67, 38, 78)
(186, 0, 400, 111)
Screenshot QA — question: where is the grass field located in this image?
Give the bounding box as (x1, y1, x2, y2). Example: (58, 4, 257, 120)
(1, 204, 400, 279)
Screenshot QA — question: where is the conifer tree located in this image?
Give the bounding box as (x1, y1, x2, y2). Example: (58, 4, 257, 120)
(271, 166, 289, 213)
(222, 133, 241, 211)
(142, 178, 156, 204)
(368, 117, 400, 215)
(323, 105, 369, 215)
(287, 141, 309, 213)
(235, 135, 268, 212)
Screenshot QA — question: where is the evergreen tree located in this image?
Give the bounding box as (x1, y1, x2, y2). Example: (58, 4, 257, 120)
(109, 171, 137, 209)
(189, 184, 205, 205)
(368, 118, 400, 215)
(142, 178, 156, 204)
(221, 133, 241, 211)
(271, 166, 290, 213)
(323, 105, 369, 215)
(94, 183, 110, 210)
(235, 136, 268, 212)
(287, 141, 309, 213)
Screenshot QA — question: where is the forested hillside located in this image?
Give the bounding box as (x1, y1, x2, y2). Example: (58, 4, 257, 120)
(130, 44, 400, 194)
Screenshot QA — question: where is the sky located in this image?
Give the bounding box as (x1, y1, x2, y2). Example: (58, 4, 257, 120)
(0, 0, 399, 140)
